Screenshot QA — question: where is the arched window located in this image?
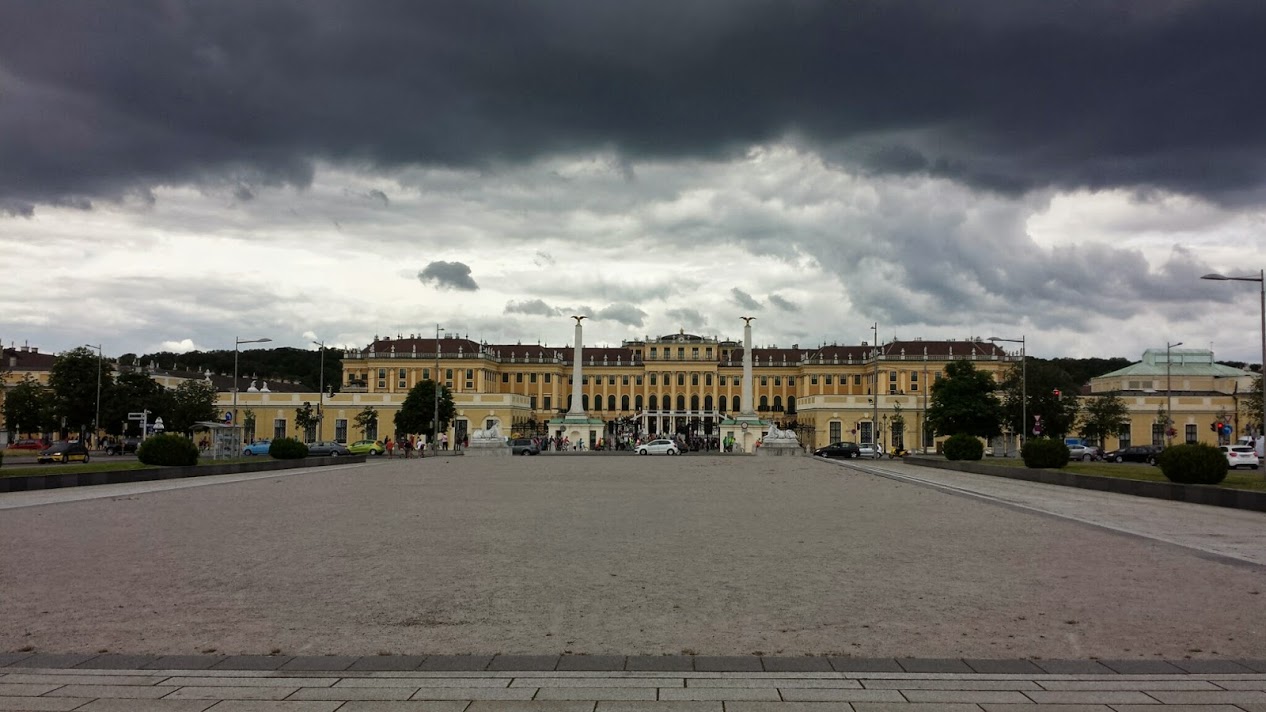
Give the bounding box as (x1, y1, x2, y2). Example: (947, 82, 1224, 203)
(608, 395, 616, 411)
(704, 395, 714, 411)
(759, 395, 769, 412)
(582, 394, 589, 410)
(787, 396, 796, 414)
(621, 395, 630, 411)
(676, 395, 686, 411)
(731, 396, 740, 412)
(690, 395, 700, 411)
(635, 395, 644, 410)
(649, 394, 658, 410)
(773, 395, 783, 411)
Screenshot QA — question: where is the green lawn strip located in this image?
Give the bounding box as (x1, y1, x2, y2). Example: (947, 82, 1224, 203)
(1, 456, 262, 478)
(974, 457, 1266, 492)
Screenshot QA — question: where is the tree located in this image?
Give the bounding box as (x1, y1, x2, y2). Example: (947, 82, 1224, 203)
(1244, 375, 1263, 436)
(3, 374, 52, 436)
(163, 379, 218, 434)
(242, 409, 257, 440)
(889, 403, 906, 449)
(101, 371, 167, 436)
(354, 406, 379, 439)
(294, 402, 318, 442)
(1078, 393, 1131, 446)
(997, 360, 1082, 438)
(48, 347, 112, 437)
(394, 380, 454, 439)
(926, 360, 1004, 438)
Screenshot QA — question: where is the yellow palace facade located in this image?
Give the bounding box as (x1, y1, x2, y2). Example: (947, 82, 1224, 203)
(220, 331, 1019, 451)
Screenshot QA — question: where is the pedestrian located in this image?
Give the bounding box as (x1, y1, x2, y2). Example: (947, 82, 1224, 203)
(441, 432, 448, 450)
(385, 436, 395, 458)
(402, 436, 413, 459)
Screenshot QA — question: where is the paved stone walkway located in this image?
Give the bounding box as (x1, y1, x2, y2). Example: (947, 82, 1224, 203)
(5, 656, 1266, 710)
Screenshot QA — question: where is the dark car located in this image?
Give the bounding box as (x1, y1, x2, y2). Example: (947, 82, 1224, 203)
(1103, 445, 1162, 464)
(511, 438, 540, 455)
(37, 441, 91, 464)
(104, 437, 141, 455)
(814, 441, 862, 459)
(307, 441, 352, 457)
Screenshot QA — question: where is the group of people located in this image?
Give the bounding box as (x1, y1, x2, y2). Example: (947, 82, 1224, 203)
(381, 431, 468, 457)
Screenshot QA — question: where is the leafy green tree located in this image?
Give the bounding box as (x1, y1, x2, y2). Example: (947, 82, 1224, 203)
(242, 409, 257, 441)
(3, 374, 52, 436)
(926, 360, 1004, 438)
(163, 379, 218, 434)
(393, 380, 454, 439)
(48, 347, 112, 437)
(354, 406, 379, 439)
(137, 346, 343, 393)
(101, 371, 167, 436)
(1244, 374, 1263, 436)
(998, 360, 1082, 438)
(294, 402, 318, 442)
(1078, 393, 1131, 446)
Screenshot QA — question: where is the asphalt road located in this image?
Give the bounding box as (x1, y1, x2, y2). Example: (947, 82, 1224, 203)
(1, 455, 1263, 659)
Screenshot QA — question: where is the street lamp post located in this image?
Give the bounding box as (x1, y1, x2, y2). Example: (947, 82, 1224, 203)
(84, 343, 102, 448)
(1166, 340, 1183, 446)
(235, 337, 272, 452)
(1202, 270, 1266, 442)
(871, 322, 878, 447)
(312, 339, 325, 440)
(988, 335, 1025, 454)
(433, 324, 444, 451)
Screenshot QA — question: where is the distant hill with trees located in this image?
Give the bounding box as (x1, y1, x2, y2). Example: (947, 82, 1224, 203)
(123, 347, 343, 393)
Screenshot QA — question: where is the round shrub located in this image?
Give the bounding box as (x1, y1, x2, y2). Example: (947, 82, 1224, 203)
(943, 433, 984, 461)
(268, 437, 309, 459)
(1157, 443, 1228, 485)
(136, 434, 199, 467)
(1022, 438, 1069, 469)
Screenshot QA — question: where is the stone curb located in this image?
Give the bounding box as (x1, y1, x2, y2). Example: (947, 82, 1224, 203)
(0, 455, 367, 493)
(905, 456, 1266, 513)
(3, 654, 1263, 674)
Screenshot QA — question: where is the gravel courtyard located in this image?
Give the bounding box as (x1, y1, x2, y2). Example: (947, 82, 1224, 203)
(2, 455, 1263, 659)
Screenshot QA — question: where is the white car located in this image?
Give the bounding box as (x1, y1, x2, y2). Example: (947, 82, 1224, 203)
(1220, 445, 1260, 470)
(638, 439, 680, 455)
(858, 443, 884, 459)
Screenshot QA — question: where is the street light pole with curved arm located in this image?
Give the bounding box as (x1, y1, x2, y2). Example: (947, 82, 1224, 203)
(988, 335, 1025, 454)
(1202, 269, 1266, 444)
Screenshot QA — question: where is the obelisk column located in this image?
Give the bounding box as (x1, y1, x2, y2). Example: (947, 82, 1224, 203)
(740, 317, 756, 417)
(567, 315, 587, 416)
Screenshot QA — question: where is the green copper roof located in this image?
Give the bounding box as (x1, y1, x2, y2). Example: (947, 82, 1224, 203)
(1098, 348, 1254, 379)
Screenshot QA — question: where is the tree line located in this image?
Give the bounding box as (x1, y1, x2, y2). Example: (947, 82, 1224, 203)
(123, 346, 343, 393)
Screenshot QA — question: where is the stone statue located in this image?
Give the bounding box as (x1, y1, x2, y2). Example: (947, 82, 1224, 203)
(765, 423, 798, 441)
(472, 423, 502, 441)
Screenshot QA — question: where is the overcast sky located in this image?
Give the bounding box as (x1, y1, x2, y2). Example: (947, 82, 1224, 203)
(3, 1, 1265, 364)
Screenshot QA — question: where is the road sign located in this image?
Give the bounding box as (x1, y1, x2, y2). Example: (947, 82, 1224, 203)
(127, 411, 148, 420)
(224, 411, 233, 423)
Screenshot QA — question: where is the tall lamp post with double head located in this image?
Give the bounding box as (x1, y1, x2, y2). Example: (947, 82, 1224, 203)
(988, 335, 1025, 454)
(312, 339, 325, 440)
(84, 343, 102, 448)
(234, 337, 272, 451)
(433, 325, 444, 450)
(1202, 270, 1266, 441)
(1166, 340, 1183, 446)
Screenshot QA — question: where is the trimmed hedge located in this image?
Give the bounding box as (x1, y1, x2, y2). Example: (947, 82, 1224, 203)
(1157, 443, 1228, 485)
(268, 437, 309, 459)
(136, 434, 200, 467)
(1022, 438, 1069, 469)
(943, 433, 984, 461)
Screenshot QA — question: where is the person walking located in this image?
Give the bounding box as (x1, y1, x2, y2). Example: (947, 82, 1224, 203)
(385, 436, 395, 458)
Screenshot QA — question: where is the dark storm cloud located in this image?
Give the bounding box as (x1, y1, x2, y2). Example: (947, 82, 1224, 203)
(730, 288, 763, 311)
(418, 261, 479, 291)
(2, 1, 1265, 212)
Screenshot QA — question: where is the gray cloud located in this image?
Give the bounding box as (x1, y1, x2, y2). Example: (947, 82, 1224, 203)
(533, 251, 555, 267)
(665, 308, 707, 331)
(504, 299, 560, 317)
(2, 2, 1264, 212)
(730, 288, 763, 311)
(418, 261, 479, 291)
(592, 304, 648, 327)
(768, 294, 798, 312)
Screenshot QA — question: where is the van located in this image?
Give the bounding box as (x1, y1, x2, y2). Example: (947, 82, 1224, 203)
(1237, 436, 1265, 457)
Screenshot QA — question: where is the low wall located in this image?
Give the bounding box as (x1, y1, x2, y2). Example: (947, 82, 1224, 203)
(0, 455, 368, 494)
(905, 456, 1266, 513)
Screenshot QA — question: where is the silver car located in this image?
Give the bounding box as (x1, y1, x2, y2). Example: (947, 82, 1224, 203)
(1067, 443, 1101, 461)
(858, 443, 884, 459)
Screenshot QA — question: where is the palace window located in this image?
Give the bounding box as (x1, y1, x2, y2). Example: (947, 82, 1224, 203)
(502, 373, 509, 383)
(706, 348, 713, 358)
(650, 347, 657, 359)
(830, 421, 842, 442)
(1186, 424, 1197, 444)
(273, 418, 287, 440)
(335, 419, 347, 443)
(530, 396, 537, 409)
(608, 395, 616, 410)
(811, 375, 819, 385)
(609, 376, 616, 385)
(761, 376, 768, 386)
(650, 374, 657, 386)
(544, 373, 551, 383)
(692, 373, 699, 386)
(705, 374, 713, 386)
(423, 368, 430, 380)
(678, 347, 685, 359)
(636, 375, 643, 385)
(621, 395, 630, 411)
(676, 395, 686, 410)
(543, 396, 551, 411)
(758, 396, 769, 412)
(677, 373, 685, 386)
(691, 395, 700, 410)
(622, 375, 629, 386)
(774, 377, 781, 386)
(516, 373, 523, 383)
(635, 395, 643, 410)
(788, 376, 795, 386)
(530, 373, 537, 383)
(649, 395, 659, 410)
(825, 375, 833, 385)
(853, 374, 861, 385)
(719, 395, 728, 412)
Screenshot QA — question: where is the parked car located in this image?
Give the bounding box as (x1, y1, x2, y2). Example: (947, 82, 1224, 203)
(242, 440, 273, 456)
(104, 437, 141, 455)
(1220, 445, 1260, 470)
(6, 438, 44, 451)
(637, 438, 680, 455)
(1067, 443, 1101, 461)
(510, 438, 540, 455)
(813, 441, 861, 459)
(37, 441, 91, 464)
(348, 439, 384, 456)
(1102, 445, 1162, 464)
(858, 443, 885, 459)
(307, 441, 352, 457)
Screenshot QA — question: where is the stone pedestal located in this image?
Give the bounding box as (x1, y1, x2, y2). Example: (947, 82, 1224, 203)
(464, 439, 511, 456)
(757, 440, 803, 456)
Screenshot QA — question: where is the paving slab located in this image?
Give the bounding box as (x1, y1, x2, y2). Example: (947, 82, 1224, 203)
(685, 679, 860, 689)
(465, 703, 596, 712)
(1036, 679, 1219, 691)
(289, 687, 418, 700)
(555, 657, 626, 672)
(0, 673, 170, 685)
(510, 678, 677, 688)
(980, 706, 1113, 712)
(167, 686, 300, 700)
(598, 703, 720, 712)
(1024, 690, 1160, 704)
(1098, 659, 1188, 674)
(693, 657, 762, 672)
(894, 659, 973, 673)
(144, 656, 222, 670)
(536, 687, 656, 700)
(0, 683, 63, 696)
(900, 689, 1031, 703)
(488, 656, 560, 671)
(660, 688, 781, 701)
(851, 703, 981, 711)
(194, 703, 343, 712)
(418, 656, 495, 672)
(76, 654, 160, 669)
(280, 656, 362, 671)
(73, 700, 219, 711)
(163, 676, 337, 687)
(348, 657, 429, 671)
(11, 654, 99, 668)
(859, 680, 1039, 690)
(0, 697, 97, 711)
(338, 703, 470, 712)
(0, 654, 32, 668)
(1167, 659, 1257, 673)
(626, 656, 692, 672)
(1147, 689, 1266, 704)
(410, 687, 539, 700)
(339, 678, 509, 688)
(213, 656, 293, 670)
(828, 658, 902, 673)
(962, 659, 1045, 674)
(46, 684, 181, 698)
(761, 658, 832, 673)
(1032, 660, 1116, 674)
(778, 689, 903, 703)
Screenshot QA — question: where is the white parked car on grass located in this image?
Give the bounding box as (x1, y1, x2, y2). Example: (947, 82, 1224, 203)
(638, 439, 680, 455)
(1220, 445, 1260, 470)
